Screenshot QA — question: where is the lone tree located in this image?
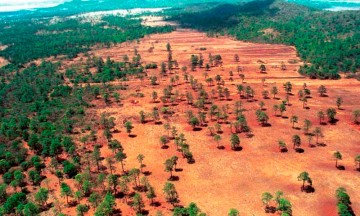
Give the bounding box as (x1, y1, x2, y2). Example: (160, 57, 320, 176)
(132, 193, 145, 214)
(190, 117, 200, 130)
(318, 85, 327, 97)
(326, 108, 337, 122)
(317, 111, 325, 124)
(137, 154, 145, 172)
(163, 182, 179, 206)
(292, 135, 301, 150)
(278, 140, 287, 152)
(124, 121, 133, 136)
(333, 151, 342, 168)
(297, 171, 312, 192)
(336, 97, 343, 109)
(355, 155, 360, 171)
(214, 134, 221, 149)
(290, 116, 298, 128)
(164, 158, 175, 180)
(230, 134, 240, 150)
(259, 64, 266, 73)
(271, 86, 278, 99)
(283, 82, 292, 94)
(261, 192, 273, 211)
(228, 208, 240, 216)
(313, 127, 323, 144)
(61, 182, 73, 204)
(303, 119, 312, 135)
(352, 109, 360, 124)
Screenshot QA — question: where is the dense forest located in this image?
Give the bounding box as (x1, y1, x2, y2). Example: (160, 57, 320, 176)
(169, 0, 360, 79)
(0, 15, 173, 67)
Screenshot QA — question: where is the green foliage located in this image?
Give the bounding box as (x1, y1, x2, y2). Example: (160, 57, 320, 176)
(95, 193, 116, 216)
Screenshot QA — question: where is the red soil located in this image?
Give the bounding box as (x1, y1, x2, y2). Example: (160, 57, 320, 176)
(54, 29, 360, 215)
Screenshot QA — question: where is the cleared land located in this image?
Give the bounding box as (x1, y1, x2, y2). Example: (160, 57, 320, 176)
(54, 29, 360, 215)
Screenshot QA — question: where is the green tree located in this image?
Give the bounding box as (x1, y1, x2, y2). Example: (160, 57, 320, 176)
(336, 97, 343, 109)
(317, 111, 325, 124)
(352, 109, 360, 124)
(355, 155, 360, 171)
(146, 186, 157, 205)
(95, 193, 116, 216)
(76, 204, 89, 216)
(61, 182, 73, 204)
(303, 119, 312, 135)
(228, 208, 239, 216)
(318, 85, 327, 97)
(190, 117, 200, 130)
(35, 188, 49, 208)
(137, 154, 145, 172)
(259, 64, 266, 73)
(297, 171, 312, 192)
(163, 182, 179, 206)
(271, 86, 278, 99)
(292, 135, 301, 150)
(132, 193, 145, 213)
(124, 121, 133, 136)
(262, 192, 273, 210)
(313, 127, 323, 144)
(290, 116, 298, 128)
(214, 134, 221, 149)
(115, 151, 127, 173)
(22, 202, 39, 216)
(326, 108, 337, 122)
(88, 192, 102, 209)
(230, 134, 240, 150)
(333, 151, 342, 168)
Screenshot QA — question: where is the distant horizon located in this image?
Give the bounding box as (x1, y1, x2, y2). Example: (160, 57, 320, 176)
(0, 0, 360, 12)
(0, 0, 70, 12)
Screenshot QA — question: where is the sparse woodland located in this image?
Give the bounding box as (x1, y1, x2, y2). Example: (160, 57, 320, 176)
(0, 2, 360, 216)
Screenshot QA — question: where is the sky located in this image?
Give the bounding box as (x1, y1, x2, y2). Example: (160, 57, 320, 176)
(0, 0, 70, 12)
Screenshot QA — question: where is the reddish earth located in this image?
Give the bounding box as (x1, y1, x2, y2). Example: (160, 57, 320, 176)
(53, 28, 359, 215)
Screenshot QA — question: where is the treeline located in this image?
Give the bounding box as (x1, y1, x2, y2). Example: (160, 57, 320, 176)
(0, 15, 174, 66)
(169, 0, 360, 79)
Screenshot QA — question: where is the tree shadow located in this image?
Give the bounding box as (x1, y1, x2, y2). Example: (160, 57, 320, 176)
(320, 122, 327, 126)
(161, 145, 169, 149)
(317, 142, 327, 147)
(295, 148, 304, 153)
(113, 209, 122, 215)
(265, 206, 277, 213)
(151, 201, 161, 207)
(233, 146, 243, 151)
(168, 176, 180, 181)
(155, 121, 163, 125)
(282, 116, 289, 119)
(129, 134, 137, 138)
(175, 168, 183, 172)
(262, 123, 272, 127)
(193, 127, 202, 131)
(294, 127, 301, 130)
(329, 119, 339, 125)
(217, 145, 225, 150)
(280, 148, 288, 153)
(304, 185, 315, 193)
(115, 192, 125, 199)
(337, 165, 345, 170)
(143, 171, 152, 176)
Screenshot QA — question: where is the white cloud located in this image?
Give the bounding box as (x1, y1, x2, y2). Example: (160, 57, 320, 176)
(0, 0, 71, 12)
